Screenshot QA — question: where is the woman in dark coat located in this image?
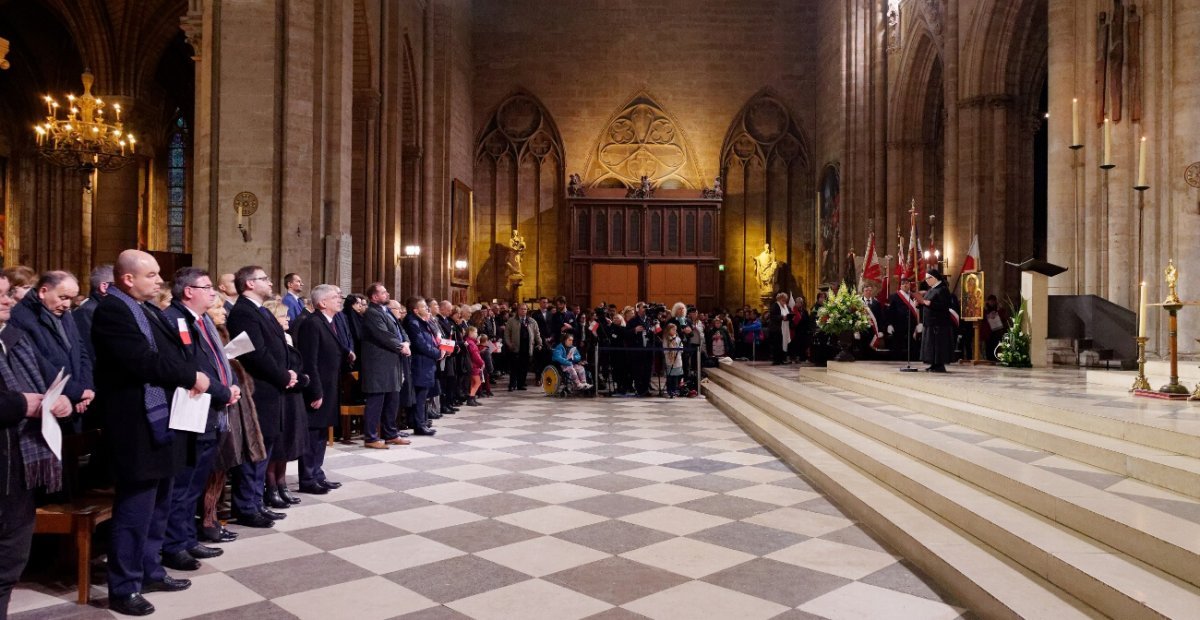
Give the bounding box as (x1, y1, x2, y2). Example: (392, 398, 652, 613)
(341, 294, 368, 360)
(262, 301, 310, 508)
(918, 269, 955, 373)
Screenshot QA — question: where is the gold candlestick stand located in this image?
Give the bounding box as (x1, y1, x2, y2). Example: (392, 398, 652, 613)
(1130, 336, 1150, 391)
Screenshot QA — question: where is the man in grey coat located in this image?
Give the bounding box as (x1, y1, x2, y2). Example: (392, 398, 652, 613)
(358, 283, 411, 449)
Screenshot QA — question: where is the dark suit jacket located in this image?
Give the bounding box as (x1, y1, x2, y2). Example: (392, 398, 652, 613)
(298, 313, 342, 428)
(163, 301, 235, 435)
(73, 293, 104, 363)
(91, 294, 198, 482)
(766, 302, 788, 336)
(403, 314, 441, 389)
(226, 296, 299, 440)
(360, 304, 406, 394)
(10, 294, 94, 403)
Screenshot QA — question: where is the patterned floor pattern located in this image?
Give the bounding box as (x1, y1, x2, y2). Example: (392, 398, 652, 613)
(11, 385, 967, 620)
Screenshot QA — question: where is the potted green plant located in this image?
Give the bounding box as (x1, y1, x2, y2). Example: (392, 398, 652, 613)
(816, 284, 871, 361)
(995, 297, 1032, 368)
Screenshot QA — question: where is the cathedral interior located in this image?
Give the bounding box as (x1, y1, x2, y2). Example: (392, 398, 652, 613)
(3, 2, 1200, 618)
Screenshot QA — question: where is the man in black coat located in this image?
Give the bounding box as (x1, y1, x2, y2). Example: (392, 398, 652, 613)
(765, 292, 791, 365)
(92, 250, 208, 616)
(402, 298, 440, 436)
(0, 272, 71, 619)
(226, 266, 300, 528)
(10, 270, 95, 416)
(627, 303, 653, 396)
(72, 263, 112, 365)
(298, 284, 348, 492)
(886, 278, 921, 362)
(918, 269, 956, 373)
(359, 283, 412, 449)
(160, 268, 241, 572)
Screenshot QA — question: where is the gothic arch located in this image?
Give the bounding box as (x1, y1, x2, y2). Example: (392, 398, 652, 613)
(888, 31, 945, 258)
(581, 91, 705, 190)
(473, 90, 566, 300)
(719, 89, 813, 306)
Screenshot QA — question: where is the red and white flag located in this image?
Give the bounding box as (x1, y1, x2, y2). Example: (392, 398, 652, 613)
(906, 219, 921, 280)
(960, 233, 981, 273)
(860, 230, 881, 288)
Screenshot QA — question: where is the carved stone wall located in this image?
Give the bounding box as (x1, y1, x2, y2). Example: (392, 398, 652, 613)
(720, 90, 813, 308)
(581, 92, 705, 190)
(473, 91, 565, 301)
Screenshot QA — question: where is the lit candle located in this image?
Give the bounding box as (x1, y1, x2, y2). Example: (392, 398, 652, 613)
(1138, 281, 1147, 337)
(236, 207, 243, 228)
(1072, 98, 1081, 146)
(1137, 136, 1148, 187)
(1103, 117, 1112, 166)
(44, 96, 53, 117)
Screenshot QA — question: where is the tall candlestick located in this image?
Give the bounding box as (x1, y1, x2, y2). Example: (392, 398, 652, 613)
(1072, 98, 1081, 146)
(1138, 281, 1147, 337)
(1137, 136, 1148, 188)
(1102, 117, 1112, 167)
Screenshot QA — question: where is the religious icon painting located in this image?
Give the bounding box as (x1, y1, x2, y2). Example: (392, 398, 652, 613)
(961, 271, 985, 321)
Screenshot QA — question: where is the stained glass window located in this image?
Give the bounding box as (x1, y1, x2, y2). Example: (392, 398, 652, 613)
(167, 116, 187, 253)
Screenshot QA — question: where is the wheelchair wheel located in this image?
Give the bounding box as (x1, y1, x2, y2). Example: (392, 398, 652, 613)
(541, 366, 562, 396)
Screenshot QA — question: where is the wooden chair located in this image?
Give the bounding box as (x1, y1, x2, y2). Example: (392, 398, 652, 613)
(338, 371, 365, 444)
(32, 430, 113, 604)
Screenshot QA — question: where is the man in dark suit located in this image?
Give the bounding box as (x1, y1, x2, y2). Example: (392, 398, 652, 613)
(297, 284, 349, 493)
(359, 283, 412, 449)
(0, 272, 72, 619)
(92, 250, 208, 616)
(72, 263, 112, 364)
(226, 266, 300, 528)
(626, 303, 653, 396)
(282, 273, 304, 322)
(766, 292, 790, 365)
(886, 278, 921, 361)
(216, 273, 237, 315)
(10, 270, 95, 416)
(160, 268, 241, 571)
(402, 297, 440, 436)
(548, 296, 576, 345)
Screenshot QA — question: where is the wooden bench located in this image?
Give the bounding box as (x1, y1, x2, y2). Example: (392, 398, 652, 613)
(34, 494, 113, 604)
(337, 371, 365, 444)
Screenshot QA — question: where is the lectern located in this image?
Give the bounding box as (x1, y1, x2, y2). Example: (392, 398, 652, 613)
(1006, 259, 1068, 368)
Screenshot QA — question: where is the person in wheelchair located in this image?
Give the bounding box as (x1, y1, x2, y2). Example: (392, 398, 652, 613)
(551, 333, 591, 391)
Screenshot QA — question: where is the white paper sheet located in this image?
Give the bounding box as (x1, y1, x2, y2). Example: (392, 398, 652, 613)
(40, 369, 69, 460)
(223, 331, 255, 359)
(169, 387, 211, 433)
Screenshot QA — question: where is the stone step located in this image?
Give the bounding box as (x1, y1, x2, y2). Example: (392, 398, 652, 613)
(703, 382, 1102, 620)
(808, 367, 1200, 500)
(828, 361, 1200, 459)
(707, 366, 1200, 619)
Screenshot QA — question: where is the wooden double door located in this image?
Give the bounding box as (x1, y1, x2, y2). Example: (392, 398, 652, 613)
(590, 262, 697, 309)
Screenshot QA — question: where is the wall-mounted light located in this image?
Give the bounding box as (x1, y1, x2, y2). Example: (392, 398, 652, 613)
(718, 264, 725, 272)
(923, 250, 931, 260)
(453, 259, 468, 270)
(403, 245, 421, 257)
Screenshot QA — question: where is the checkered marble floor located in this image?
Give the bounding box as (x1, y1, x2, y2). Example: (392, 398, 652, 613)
(11, 388, 967, 620)
(755, 361, 1200, 525)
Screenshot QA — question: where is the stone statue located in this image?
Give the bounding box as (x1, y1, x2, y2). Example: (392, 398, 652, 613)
(567, 173, 585, 197)
(1165, 259, 1181, 305)
(627, 175, 653, 199)
(753, 243, 780, 300)
(506, 229, 526, 287)
(702, 176, 724, 199)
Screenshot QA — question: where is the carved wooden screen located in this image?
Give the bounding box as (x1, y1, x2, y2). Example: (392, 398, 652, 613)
(474, 91, 565, 301)
(721, 90, 814, 308)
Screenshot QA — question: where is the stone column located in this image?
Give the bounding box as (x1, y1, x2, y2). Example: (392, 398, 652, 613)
(1171, 0, 1200, 354)
(1045, 0, 1077, 294)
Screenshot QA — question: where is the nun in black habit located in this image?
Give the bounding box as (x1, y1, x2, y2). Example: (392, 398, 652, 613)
(918, 269, 956, 372)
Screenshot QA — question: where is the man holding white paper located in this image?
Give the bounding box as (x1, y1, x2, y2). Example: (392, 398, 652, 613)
(91, 250, 208, 616)
(0, 273, 71, 619)
(161, 268, 242, 572)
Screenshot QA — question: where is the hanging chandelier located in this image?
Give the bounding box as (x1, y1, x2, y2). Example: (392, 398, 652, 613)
(33, 69, 136, 186)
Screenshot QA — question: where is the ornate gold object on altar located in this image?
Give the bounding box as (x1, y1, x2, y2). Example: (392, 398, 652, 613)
(1130, 336, 1151, 392)
(1164, 259, 1181, 306)
(34, 70, 136, 187)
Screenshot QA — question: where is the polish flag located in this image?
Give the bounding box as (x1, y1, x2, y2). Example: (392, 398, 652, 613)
(960, 233, 981, 274)
(860, 230, 881, 287)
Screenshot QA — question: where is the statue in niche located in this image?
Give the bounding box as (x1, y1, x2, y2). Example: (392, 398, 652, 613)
(702, 176, 724, 199)
(753, 243, 780, 301)
(567, 173, 585, 197)
(505, 229, 526, 287)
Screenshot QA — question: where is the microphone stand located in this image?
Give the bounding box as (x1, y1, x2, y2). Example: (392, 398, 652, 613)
(900, 292, 919, 372)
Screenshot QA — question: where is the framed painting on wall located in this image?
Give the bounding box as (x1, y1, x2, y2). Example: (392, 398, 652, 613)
(450, 179, 473, 288)
(816, 163, 841, 289)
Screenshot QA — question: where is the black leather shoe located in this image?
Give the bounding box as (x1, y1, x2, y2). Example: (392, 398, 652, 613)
(187, 544, 224, 559)
(161, 549, 201, 571)
(199, 525, 237, 543)
(109, 592, 155, 616)
(260, 508, 287, 520)
(298, 482, 329, 495)
(428, 411, 443, 419)
(318, 479, 342, 489)
(264, 488, 290, 510)
(143, 575, 192, 592)
(413, 426, 437, 436)
(278, 487, 302, 504)
(235, 512, 275, 528)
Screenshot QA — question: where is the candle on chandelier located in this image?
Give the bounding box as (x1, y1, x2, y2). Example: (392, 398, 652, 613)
(1071, 98, 1081, 146)
(1138, 281, 1147, 337)
(44, 96, 53, 117)
(1137, 136, 1148, 188)
(1102, 117, 1112, 167)
(114, 103, 122, 122)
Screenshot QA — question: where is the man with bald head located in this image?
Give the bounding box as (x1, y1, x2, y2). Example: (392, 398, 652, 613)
(92, 250, 209, 616)
(216, 273, 237, 314)
(10, 270, 95, 416)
